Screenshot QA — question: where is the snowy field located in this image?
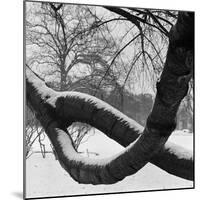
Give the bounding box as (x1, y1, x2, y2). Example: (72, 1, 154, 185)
(26, 130, 193, 199)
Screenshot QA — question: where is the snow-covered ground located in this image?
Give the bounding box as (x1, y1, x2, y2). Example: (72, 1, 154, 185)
(25, 130, 193, 199)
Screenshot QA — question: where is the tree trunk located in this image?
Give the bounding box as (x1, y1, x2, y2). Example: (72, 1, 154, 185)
(60, 64, 67, 91)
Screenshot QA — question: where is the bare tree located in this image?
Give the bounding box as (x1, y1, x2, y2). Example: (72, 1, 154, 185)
(26, 2, 117, 91)
(26, 10, 194, 185)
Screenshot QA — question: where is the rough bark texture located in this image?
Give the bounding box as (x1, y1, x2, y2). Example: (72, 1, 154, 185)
(26, 11, 194, 184)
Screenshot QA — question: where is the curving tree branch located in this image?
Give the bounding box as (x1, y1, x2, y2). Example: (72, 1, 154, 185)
(26, 11, 194, 184)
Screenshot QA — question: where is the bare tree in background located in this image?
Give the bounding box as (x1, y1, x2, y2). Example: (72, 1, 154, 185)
(26, 3, 117, 91)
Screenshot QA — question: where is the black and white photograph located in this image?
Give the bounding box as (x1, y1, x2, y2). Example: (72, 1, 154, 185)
(24, 0, 194, 199)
